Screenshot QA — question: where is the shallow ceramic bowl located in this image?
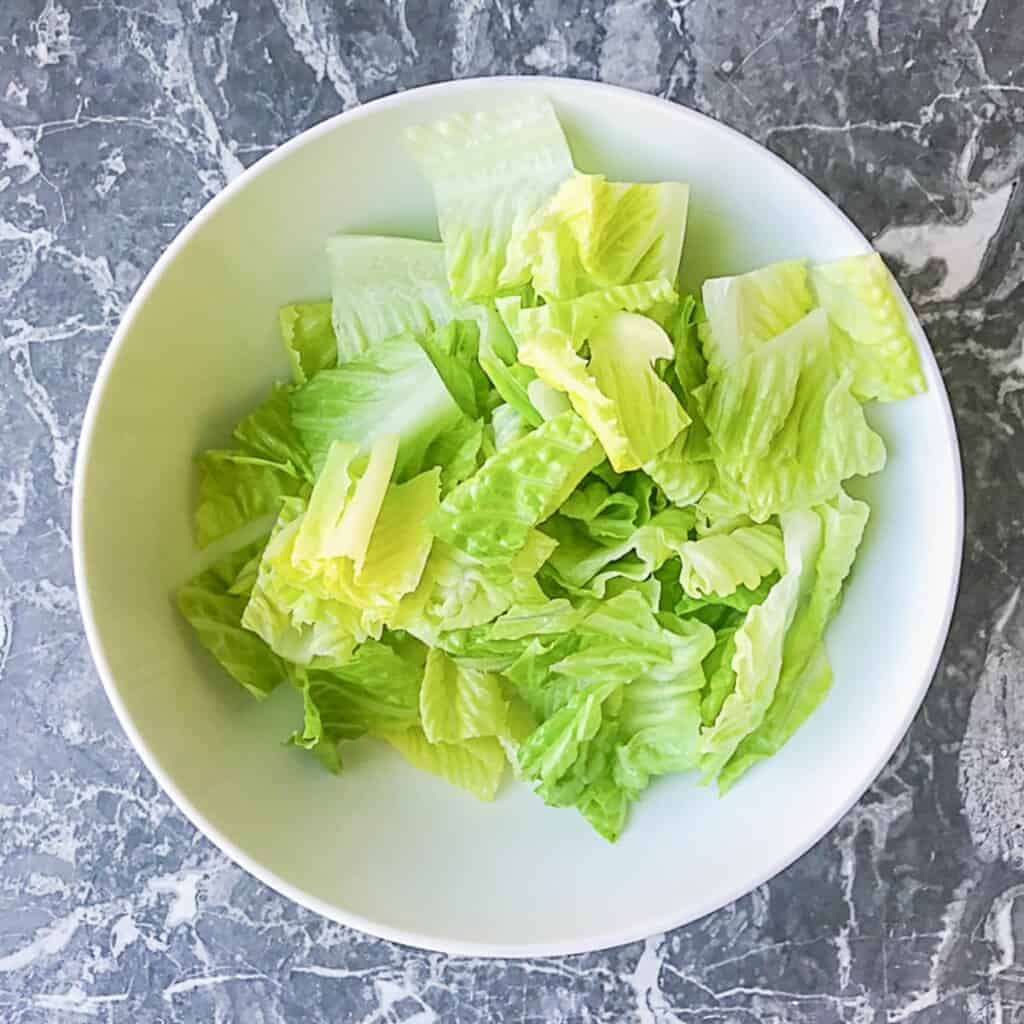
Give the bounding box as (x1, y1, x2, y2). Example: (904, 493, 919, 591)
(73, 77, 963, 957)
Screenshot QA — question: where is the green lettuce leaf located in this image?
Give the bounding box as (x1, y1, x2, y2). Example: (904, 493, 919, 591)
(810, 251, 926, 402)
(383, 728, 507, 801)
(431, 410, 601, 564)
(290, 332, 464, 479)
(406, 95, 574, 300)
(699, 309, 886, 520)
(390, 530, 557, 644)
(555, 590, 714, 687)
(525, 174, 689, 302)
(233, 384, 314, 480)
(698, 508, 823, 781)
(418, 319, 494, 419)
(717, 487, 869, 789)
(699, 259, 812, 376)
(699, 626, 739, 726)
(419, 648, 509, 743)
(288, 638, 425, 768)
(195, 450, 306, 549)
(177, 542, 285, 699)
(424, 415, 485, 495)
(541, 507, 693, 596)
(279, 302, 337, 385)
(326, 235, 474, 362)
(241, 499, 378, 667)
(678, 523, 785, 599)
(506, 282, 684, 471)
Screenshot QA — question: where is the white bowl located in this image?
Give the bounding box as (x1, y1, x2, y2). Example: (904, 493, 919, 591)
(73, 77, 963, 957)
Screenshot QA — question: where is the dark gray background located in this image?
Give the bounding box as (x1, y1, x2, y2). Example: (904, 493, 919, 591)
(1, 1, 1021, 1021)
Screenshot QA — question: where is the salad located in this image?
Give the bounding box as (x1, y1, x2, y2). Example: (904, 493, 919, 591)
(178, 96, 926, 841)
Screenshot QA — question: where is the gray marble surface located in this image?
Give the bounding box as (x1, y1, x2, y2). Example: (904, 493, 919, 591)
(0, 0, 1021, 1020)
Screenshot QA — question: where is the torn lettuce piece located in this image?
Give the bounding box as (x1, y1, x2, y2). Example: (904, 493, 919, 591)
(642, 431, 714, 508)
(555, 590, 714, 688)
(326, 235, 474, 362)
(698, 508, 823, 782)
(614, 675, 704, 797)
(587, 312, 690, 463)
(525, 174, 689, 302)
(242, 498, 379, 668)
(699, 309, 886, 520)
(383, 728, 507, 801)
(418, 319, 494, 419)
(195, 450, 307, 549)
(406, 95, 574, 300)
(424, 416, 485, 495)
(506, 282, 685, 472)
(717, 488, 869, 789)
(279, 302, 337, 385)
(232, 383, 314, 480)
(177, 542, 286, 700)
(390, 530, 556, 646)
(810, 251, 926, 402)
(541, 507, 694, 596)
(431, 410, 601, 564)
(419, 648, 509, 744)
(290, 332, 464, 479)
(678, 523, 785, 599)
(699, 626, 739, 727)
(699, 259, 812, 377)
(288, 639, 425, 769)
(517, 680, 623, 813)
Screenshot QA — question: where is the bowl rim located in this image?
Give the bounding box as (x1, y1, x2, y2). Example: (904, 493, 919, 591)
(72, 74, 965, 958)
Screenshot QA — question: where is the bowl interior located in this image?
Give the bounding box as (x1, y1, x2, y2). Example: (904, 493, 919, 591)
(75, 78, 961, 956)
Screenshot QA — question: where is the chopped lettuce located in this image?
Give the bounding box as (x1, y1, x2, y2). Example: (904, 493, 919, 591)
(506, 281, 685, 471)
(279, 302, 337, 385)
(195, 451, 306, 549)
(326, 235, 468, 362)
(810, 252, 926, 402)
(177, 542, 286, 699)
(431, 410, 601, 564)
(290, 332, 464, 479)
(178, 97, 925, 841)
(525, 174, 689, 302)
(698, 309, 886, 520)
(406, 95, 574, 300)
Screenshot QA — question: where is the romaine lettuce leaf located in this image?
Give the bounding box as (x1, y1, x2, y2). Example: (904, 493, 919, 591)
(698, 508, 823, 781)
(177, 542, 286, 699)
(418, 319, 494, 419)
(810, 252, 926, 402)
(233, 383, 314, 480)
(541, 507, 693, 595)
(699, 259, 812, 376)
(279, 302, 336, 385)
(241, 499, 378, 667)
(678, 523, 785, 599)
(290, 332, 464, 479)
(390, 530, 557, 643)
(406, 95, 574, 300)
(716, 488, 869, 789)
(699, 309, 886, 520)
(195, 450, 306, 549)
(419, 648, 509, 743)
(383, 728, 507, 801)
(506, 282, 685, 471)
(326, 235, 472, 362)
(288, 639, 425, 768)
(525, 174, 689, 302)
(431, 410, 601, 564)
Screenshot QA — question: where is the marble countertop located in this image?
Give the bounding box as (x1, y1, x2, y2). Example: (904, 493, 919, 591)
(1, 1, 1021, 1020)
